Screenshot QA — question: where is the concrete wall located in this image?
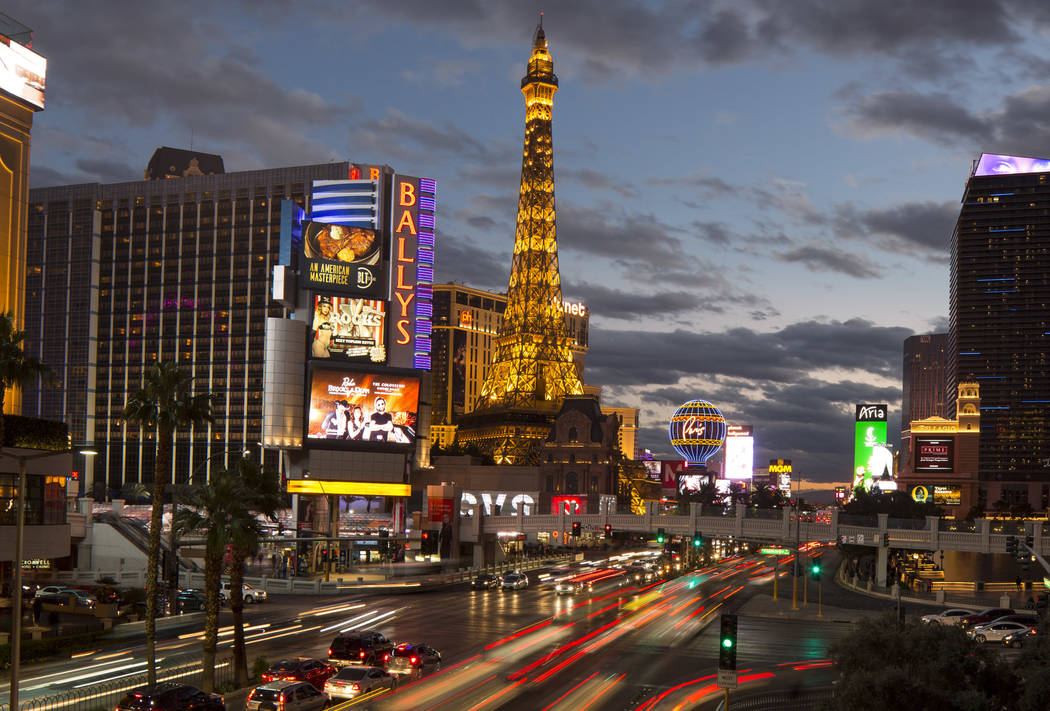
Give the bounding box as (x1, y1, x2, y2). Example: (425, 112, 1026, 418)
(0, 524, 71, 562)
(89, 522, 148, 572)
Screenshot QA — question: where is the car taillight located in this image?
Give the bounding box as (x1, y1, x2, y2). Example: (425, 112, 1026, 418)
(278, 696, 285, 711)
(247, 691, 254, 703)
(351, 684, 360, 691)
(328, 648, 334, 657)
(359, 651, 366, 658)
(383, 654, 390, 662)
(411, 657, 418, 665)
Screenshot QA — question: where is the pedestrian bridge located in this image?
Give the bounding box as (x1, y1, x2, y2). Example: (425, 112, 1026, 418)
(459, 503, 1050, 585)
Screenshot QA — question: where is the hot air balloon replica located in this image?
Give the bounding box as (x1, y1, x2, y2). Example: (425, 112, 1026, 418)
(668, 399, 727, 466)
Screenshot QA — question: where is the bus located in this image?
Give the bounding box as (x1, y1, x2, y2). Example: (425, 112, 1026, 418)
(554, 568, 629, 596)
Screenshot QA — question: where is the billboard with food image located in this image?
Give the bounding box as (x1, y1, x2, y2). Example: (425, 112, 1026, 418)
(307, 368, 419, 447)
(302, 220, 385, 297)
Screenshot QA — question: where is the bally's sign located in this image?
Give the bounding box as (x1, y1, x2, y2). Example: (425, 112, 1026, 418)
(855, 403, 888, 422)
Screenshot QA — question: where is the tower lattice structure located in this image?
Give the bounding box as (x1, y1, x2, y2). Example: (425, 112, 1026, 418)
(458, 21, 583, 465)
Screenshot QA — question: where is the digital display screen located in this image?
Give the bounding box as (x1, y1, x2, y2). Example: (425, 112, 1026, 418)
(915, 437, 954, 473)
(0, 38, 46, 110)
(854, 403, 889, 491)
(974, 153, 1050, 177)
(310, 294, 386, 362)
(301, 220, 384, 296)
(307, 367, 419, 446)
(642, 460, 662, 482)
(910, 484, 962, 507)
(724, 434, 754, 479)
(676, 473, 707, 497)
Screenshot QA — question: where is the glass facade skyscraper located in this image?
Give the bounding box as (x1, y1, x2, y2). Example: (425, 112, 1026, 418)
(25, 158, 353, 494)
(948, 155, 1050, 488)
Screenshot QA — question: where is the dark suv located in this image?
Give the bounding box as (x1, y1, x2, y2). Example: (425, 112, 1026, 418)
(328, 631, 394, 667)
(116, 683, 224, 711)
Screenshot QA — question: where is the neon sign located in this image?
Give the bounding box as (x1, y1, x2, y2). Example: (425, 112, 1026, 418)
(389, 175, 436, 370)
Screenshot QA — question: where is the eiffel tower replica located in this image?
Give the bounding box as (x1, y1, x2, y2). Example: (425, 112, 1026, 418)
(457, 19, 583, 465)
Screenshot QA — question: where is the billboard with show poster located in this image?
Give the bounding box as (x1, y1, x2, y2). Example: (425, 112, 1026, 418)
(307, 367, 419, 446)
(676, 471, 708, 497)
(310, 294, 386, 363)
(853, 403, 888, 491)
(914, 437, 954, 473)
(662, 461, 688, 490)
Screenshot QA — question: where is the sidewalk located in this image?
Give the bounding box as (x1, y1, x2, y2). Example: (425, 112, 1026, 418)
(739, 591, 883, 624)
(834, 562, 1036, 612)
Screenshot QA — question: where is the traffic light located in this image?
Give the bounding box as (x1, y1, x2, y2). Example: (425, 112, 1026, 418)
(656, 527, 666, 544)
(811, 557, 822, 582)
(1006, 535, 1018, 557)
(604, 524, 612, 539)
(882, 532, 890, 547)
(572, 521, 582, 538)
(693, 531, 703, 548)
(1026, 535, 1035, 549)
(718, 613, 738, 670)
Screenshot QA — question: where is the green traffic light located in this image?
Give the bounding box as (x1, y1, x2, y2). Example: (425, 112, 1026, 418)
(722, 638, 733, 648)
(693, 538, 701, 547)
(657, 536, 665, 543)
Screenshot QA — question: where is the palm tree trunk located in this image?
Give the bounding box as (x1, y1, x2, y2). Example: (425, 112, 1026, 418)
(0, 387, 6, 448)
(201, 545, 223, 692)
(230, 544, 249, 687)
(145, 423, 174, 686)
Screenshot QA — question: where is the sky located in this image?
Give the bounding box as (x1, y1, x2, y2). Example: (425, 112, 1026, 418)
(15, 0, 1050, 491)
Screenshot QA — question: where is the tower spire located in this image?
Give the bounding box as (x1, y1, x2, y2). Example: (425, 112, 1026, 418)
(456, 21, 583, 465)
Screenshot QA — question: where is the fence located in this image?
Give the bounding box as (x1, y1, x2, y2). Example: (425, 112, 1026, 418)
(0, 654, 233, 711)
(715, 687, 835, 711)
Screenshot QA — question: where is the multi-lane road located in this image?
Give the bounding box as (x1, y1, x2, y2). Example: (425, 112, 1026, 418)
(5, 549, 898, 710)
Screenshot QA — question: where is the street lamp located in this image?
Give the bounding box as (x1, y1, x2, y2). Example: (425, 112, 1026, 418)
(0, 443, 96, 711)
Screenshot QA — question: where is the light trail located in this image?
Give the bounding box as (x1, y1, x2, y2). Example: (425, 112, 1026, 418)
(320, 608, 382, 634)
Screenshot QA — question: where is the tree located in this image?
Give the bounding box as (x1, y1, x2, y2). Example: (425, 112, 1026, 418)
(122, 361, 213, 685)
(91, 480, 109, 502)
(174, 469, 240, 692)
(841, 486, 942, 519)
(826, 611, 1017, 710)
(0, 312, 50, 447)
(226, 456, 282, 687)
(121, 481, 151, 504)
(750, 481, 787, 509)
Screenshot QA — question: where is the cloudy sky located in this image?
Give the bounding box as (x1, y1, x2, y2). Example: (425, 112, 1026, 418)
(17, 0, 1050, 491)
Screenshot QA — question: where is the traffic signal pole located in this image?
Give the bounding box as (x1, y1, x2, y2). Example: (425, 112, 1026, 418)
(772, 558, 778, 601)
(818, 574, 823, 617)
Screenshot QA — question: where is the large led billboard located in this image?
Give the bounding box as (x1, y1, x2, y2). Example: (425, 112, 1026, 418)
(642, 459, 662, 482)
(302, 220, 385, 297)
(310, 294, 386, 363)
(0, 36, 46, 110)
(725, 425, 754, 480)
(676, 471, 707, 497)
(307, 367, 419, 446)
(853, 403, 888, 491)
(974, 153, 1050, 177)
(909, 484, 961, 507)
(914, 437, 954, 473)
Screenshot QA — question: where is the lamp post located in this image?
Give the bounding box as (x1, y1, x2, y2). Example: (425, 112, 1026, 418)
(1, 444, 96, 711)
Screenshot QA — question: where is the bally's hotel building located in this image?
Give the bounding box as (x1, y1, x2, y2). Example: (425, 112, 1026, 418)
(23, 149, 379, 494)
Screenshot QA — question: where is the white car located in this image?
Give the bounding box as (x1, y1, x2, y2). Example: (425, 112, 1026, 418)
(967, 620, 1035, 644)
(33, 585, 66, 599)
(219, 582, 267, 603)
(324, 666, 397, 700)
(920, 608, 976, 625)
(500, 572, 528, 590)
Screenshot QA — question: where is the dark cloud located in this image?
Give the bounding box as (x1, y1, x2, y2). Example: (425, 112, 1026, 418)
(434, 233, 509, 290)
(557, 204, 687, 271)
(350, 0, 1039, 80)
(588, 317, 912, 389)
(564, 281, 701, 321)
(840, 90, 991, 146)
(561, 168, 638, 198)
(351, 109, 500, 165)
(74, 158, 138, 184)
(653, 173, 736, 196)
(775, 244, 881, 278)
(836, 200, 956, 254)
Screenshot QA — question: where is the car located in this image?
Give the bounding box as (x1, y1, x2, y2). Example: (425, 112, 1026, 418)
(979, 614, 1039, 627)
(385, 643, 442, 677)
(261, 659, 336, 689)
(172, 590, 206, 614)
(33, 585, 65, 599)
(323, 666, 397, 700)
(62, 589, 98, 607)
(116, 683, 225, 711)
(968, 621, 1035, 644)
(219, 582, 267, 603)
(471, 574, 499, 590)
(1002, 626, 1040, 648)
(920, 608, 977, 625)
(246, 682, 327, 711)
(37, 590, 96, 610)
(74, 584, 120, 604)
(328, 631, 394, 667)
(500, 572, 528, 590)
(960, 608, 1015, 629)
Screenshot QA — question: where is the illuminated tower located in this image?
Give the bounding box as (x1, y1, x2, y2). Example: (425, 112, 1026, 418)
(457, 19, 583, 464)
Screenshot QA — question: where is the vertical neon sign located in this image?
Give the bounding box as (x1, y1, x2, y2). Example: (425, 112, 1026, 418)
(389, 175, 436, 370)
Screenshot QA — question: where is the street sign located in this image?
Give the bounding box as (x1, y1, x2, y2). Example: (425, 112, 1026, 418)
(717, 669, 737, 689)
(758, 547, 791, 555)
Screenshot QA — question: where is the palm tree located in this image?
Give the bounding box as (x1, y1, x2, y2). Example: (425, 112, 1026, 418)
(226, 456, 282, 686)
(0, 311, 50, 446)
(121, 480, 151, 504)
(122, 361, 213, 685)
(174, 469, 240, 692)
